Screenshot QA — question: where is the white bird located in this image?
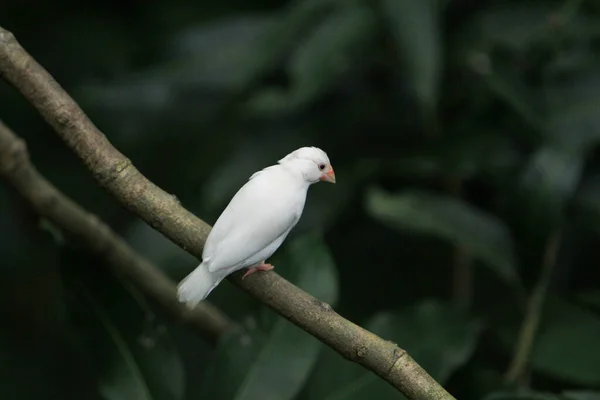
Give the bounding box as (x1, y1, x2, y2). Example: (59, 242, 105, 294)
(177, 146, 336, 307)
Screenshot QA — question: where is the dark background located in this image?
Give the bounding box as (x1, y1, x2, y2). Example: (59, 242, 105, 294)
(2, 0, 600, 399)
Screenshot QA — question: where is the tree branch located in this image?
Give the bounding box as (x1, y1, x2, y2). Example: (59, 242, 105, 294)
(0, 119, 233, 344)
(0, 26, 455, 400)
(505, 230, 561, 384)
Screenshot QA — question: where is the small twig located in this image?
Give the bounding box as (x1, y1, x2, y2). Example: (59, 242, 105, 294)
(0, 25, 455, 400)
(0, 120, 233, 344)
(505, 230, 562, 384)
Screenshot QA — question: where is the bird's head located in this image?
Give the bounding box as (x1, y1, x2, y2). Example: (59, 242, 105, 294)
(278, 146, 336, 184)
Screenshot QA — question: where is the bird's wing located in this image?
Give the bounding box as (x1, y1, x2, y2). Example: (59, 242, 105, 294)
(203, 168, 303, 273)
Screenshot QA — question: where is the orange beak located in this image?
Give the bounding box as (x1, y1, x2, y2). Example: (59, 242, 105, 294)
(320, 166, 336, 183)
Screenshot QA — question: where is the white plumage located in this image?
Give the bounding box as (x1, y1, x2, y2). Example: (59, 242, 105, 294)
(177, 146, 336, 307)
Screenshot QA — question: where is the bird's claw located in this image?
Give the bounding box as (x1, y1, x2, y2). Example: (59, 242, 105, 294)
(242, 263, 274, 279)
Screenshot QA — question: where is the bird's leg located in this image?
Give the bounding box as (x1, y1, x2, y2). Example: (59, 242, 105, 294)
(242, 261, 274, 279)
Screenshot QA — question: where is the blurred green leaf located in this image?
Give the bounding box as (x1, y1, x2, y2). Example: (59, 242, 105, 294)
(533, 298, 600, 385)
(470, 2, 600, 52)
(251, 2, 376, 114)
(471, 3, 556, 51)
(70, 275, 185, 400)
(464, 5, 600, 144)
(484, 390, 600, 400)
(168, 15, 276, 89)
(366, 187, 518, 285)
(519, 147, 583, 218)
(509, 146, 584, 275)
(78, 0, 340, 139)
(478, 61, 544, 137)
(545, 70, 600, 150)
(235, 0, 342, 90)
(201, 233, 338, 400)
(379, 0, 442, 114)
(499, 297, 600, 386)
(484, 391, 561, 400)
(302, 299, 480, 400)
(76, 15, 276, 143)
(199, 323, 267, 400)
(385, 131, 522, 180)
(563, 391, 600, 400)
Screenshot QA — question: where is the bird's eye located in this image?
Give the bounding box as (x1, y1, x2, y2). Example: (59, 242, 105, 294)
(318, 163, 326, 171)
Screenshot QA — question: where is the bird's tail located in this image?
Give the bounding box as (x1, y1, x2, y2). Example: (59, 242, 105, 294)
(177, 263, 222, 307)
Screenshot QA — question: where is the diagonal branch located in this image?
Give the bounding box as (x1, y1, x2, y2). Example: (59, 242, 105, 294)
(0, 119, 233, 344)
(0, 26, 454, 400)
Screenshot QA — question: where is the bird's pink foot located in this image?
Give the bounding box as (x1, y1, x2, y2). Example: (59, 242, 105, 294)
(242, 262, 274, 279)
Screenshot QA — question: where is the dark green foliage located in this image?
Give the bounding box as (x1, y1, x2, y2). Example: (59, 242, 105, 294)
(2, 0, 600, 398)
(366, 187, 518, 285)
(300, 300, 480, 400)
